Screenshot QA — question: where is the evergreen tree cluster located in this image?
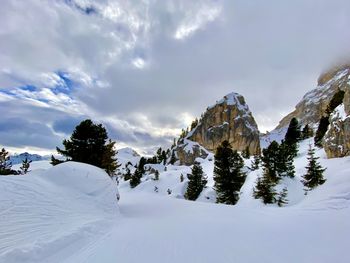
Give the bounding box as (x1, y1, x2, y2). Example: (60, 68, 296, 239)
(253, 116, 327, 205)
(253, 118, 301, 205)
(129, 157, 148, 188)
(213, 141, 246, 205)
(185, 162, 207, 201)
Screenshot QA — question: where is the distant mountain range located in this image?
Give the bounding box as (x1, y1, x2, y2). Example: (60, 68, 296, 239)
(9, 152, 50, 165)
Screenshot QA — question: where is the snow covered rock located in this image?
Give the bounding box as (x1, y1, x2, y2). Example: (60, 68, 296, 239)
(175, 139, 209, 165)
(323, 103, 350, 158)
(188, 92, 260, 155)
(275, 64, 350, 130)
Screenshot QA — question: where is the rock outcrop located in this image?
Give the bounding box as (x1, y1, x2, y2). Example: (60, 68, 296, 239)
(172, 92, 260, 165)
(188, 92, 260, 155)
(323, 99, 350, 158)
(175, 140, 209, 166)
(275, 64, 350, 130)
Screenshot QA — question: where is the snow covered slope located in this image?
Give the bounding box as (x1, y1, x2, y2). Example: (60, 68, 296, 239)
(0, 162, 119, 263)
(1, 139, 350, 262)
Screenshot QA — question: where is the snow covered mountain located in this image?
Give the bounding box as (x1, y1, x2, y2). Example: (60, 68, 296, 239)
(188, 92, 260, 154)
(9, 152, 48, 165)
(276, 64, 350, 130)
(173, 92, 260, 165)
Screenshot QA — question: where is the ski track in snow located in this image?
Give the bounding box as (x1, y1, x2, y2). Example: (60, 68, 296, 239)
(1, 139, 350, 262)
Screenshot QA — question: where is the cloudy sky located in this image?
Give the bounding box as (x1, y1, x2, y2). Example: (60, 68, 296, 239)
(1, 0, 350, 155)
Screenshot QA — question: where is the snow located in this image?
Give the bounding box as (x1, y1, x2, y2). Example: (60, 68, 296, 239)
(260, 127, 287, 149)
(0, 162, 119, 263)
(1, 139, 350, 262)
(331, 103, 348, 121)
(116, 147, 141, 175)
(209, 92, 250, 112)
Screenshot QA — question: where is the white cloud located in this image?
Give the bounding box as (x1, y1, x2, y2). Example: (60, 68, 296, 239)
(174, 4, 222, 40)
(1, 0, 350, 153)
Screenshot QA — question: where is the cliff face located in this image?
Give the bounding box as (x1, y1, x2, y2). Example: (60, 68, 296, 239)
(323, 83, 350, 158)
(188, 92, 260, 155)
(275, 65, 350, 130)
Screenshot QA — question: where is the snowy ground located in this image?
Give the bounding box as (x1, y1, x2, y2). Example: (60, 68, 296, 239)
(1, 139, 350, 262)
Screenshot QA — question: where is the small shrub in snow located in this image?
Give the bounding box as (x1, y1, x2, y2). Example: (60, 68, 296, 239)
(20, 158, 32, 174)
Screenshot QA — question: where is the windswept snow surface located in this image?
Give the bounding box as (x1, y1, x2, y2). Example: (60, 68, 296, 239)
(1, 139, 350, 262)
(0, 162, 119, 263)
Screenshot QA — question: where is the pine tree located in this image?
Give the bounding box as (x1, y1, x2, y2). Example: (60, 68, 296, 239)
(0, 148, 13, 175)
(301, 124, 313, 139)
(314, 89, 345, 147)
(154, 170, 159, 181)
(101, 139, 119, 176)
(138, 157, 147, 174)
(20, 158, 32, 174)
(261, 141, 280, 183)
(50, 155, 64, 166)
(171, 138, 176, 149)
(326, 89, 345, 115)
(242, 146, 250, 159)
(284, 118, 301, 158)
(252, 174, 276, 204)
(302, 145, 326, 191)
(55, 119, 119, 176)
(277, 187, 288, 207)
(124, 166, 132, 181)
(250, 154, 260, 171)
(162, 150, 167, 165)
(277, 141, 295, 178)
(285, 117, 301, 145)
(185, 162, 207, 201)
(214, 141, 246, 205)
(314, 116, 330, 147)
(169, 150, 177, 165)
(156, 147, 163, 163)
(130, 168, 142, 188)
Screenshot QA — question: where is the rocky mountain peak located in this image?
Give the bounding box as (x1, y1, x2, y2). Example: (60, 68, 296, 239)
(189, 92, 260, 153)
(275, 65, 350, 130)
(174, 92, 260, 165)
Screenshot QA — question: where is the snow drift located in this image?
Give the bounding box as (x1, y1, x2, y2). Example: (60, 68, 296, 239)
(0, 162, 119, 262)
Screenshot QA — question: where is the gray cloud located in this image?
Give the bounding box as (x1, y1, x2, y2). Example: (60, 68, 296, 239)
(1, 0, 350, 154)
